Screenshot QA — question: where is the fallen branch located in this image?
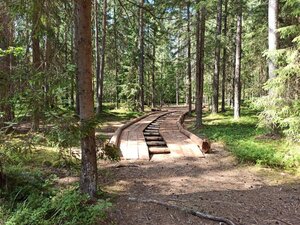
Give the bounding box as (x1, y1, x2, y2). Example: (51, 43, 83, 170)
(128, 197, 236, 225)
(114, 164, 140, 168)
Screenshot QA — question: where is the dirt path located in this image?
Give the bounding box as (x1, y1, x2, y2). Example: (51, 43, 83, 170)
(98, 114, 300, 225)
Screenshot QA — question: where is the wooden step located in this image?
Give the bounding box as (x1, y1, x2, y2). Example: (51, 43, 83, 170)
(146, 127, 159, 130)
(145, 136, 164, 141)
(150, 122, 161, 125)
(146, 141, 166, 146)
(144, 132, 160, 136)
(149, 147, 170, 154)
(144, 129, 160, 133)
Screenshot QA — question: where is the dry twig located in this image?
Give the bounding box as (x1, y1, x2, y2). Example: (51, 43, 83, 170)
(128, 197, 236, 225)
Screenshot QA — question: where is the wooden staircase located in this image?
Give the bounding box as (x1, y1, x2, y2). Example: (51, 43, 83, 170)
(144, 115, 170, 155)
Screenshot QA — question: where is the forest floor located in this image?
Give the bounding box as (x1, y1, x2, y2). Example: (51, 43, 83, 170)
(98, 109, 300, 225)
(1, 107, 299, 225)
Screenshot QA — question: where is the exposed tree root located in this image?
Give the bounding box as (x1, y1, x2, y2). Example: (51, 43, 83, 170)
(128, 197, 236, 225)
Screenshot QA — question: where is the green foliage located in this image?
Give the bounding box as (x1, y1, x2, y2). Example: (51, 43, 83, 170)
(0, 47, 25, 57)
(45, 112, 80, 150)
(1, 166, 111, 225)
(4, 187, 110, 225)
(253, 0, 300, 142)
(1, 166, 51, 203)
(195, 109, 300, 170)
(98, 144, 120, 162)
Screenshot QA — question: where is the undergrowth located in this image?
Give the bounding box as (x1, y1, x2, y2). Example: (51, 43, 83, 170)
(0, 105, 143, 225)
(0, 147, 111, 225)
(192, 108, 300, 171)
(0, 172, 111, 225)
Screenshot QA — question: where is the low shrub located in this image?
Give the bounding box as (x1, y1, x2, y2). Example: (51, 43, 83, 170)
(5, 188, 111, 225)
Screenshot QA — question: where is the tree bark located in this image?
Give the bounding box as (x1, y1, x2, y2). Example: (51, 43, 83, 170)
(31, 0, 42, 131)
(176, 73, 179, 105)
(221, 0, 228, 112)
(97, 0, 107, 113)
(268, 0, 278, 89)
(212, 0, 223, 114)
(113, 2, 119, 109)
(44, 1, 54, 110)
(138, 0, 145, 112)
(176, 39, 180, 106)
(94, 0, 100, 110)
(195, 5, 206, 128)
(75, 0, 97, 198)
(234, 0, 242, 120)
(0, 4, 13, 127)
(151, 28, 156, 108)
(74, 0, 80, 116)
(187, 1, 192, 114)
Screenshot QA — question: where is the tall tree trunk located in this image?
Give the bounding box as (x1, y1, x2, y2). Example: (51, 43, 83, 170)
(268, 0, 278, 88)
(234, 0, 242, 120)
(221, 0, 228, 112)
(31, 0, 42, 131)
(187, 1, 192, 114)
(71, 25, 75, 108)
(138, 0, 145, 112)
(176, 73, 179, 105)
(75, 0, 97, 198)
(151, 28, 156, 108)
(195, 5, 206, 128)
(97, 0, 107, 113)
(74, 0, 80, 115)
(94, 0, 100, 110)
(44, 1, 53, 110)
(212, 0, 223, 113)
(0, 4, 13, 127)
(113, 2, 119, 108)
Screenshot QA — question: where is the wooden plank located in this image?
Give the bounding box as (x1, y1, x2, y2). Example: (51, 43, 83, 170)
(144, 132, 160, 136)
(146, 141, 166, 146)
(145, 136, 164, 141)
(149, 147, 170, 154)
(118, 111, 171, 160)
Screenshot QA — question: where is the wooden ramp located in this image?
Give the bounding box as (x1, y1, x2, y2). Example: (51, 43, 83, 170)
(115, 108, 206, 160)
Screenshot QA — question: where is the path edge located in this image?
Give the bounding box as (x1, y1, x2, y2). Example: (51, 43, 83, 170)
(109, 112, 158, 148)
(176, 111, 211, 153)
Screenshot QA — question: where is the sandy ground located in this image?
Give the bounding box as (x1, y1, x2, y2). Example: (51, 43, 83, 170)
(97, 116, 300, 225)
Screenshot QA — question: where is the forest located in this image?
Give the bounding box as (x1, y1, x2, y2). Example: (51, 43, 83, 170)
(0, 0, 299, 224)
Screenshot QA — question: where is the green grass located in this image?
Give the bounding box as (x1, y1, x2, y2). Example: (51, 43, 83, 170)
(191, 108, 300, 171)
(97, 104, 143, 124)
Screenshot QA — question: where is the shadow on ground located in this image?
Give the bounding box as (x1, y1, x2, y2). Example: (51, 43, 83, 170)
(98, 148, 299, 225)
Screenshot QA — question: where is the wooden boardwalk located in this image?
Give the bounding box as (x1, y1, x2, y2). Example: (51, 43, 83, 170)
(115, 108, 205, 160)
(119, 111, 170, 160)
(160, 111, 205, 158)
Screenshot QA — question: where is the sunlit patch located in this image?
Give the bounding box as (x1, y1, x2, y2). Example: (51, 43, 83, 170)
(105, 180, 131, 193)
